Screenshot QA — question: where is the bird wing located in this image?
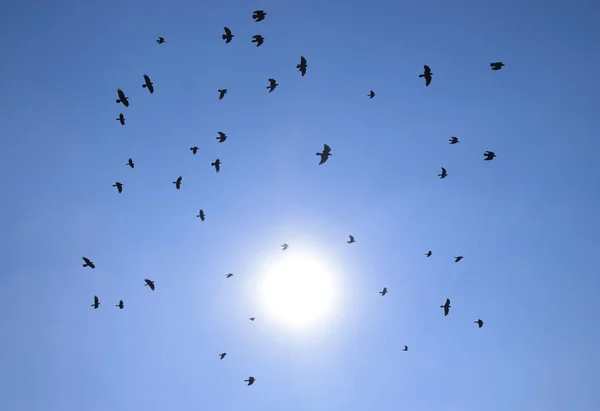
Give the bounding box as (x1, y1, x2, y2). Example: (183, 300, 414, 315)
(224, 27, 231, 36)
(318, 155, 327, 165)
(143, 74, 150, 83)
(323, 144, 331, 153)
(444, 306, 449, 316)
(446, 298, 451, 306)
(349, 235, 354, 241)
(424, 65, 431, 73)
(215, 163, 220, 172)
(425, 75, 432, 86)
(441, 167, 446, 173)
(83, 257, 89, 264)
(94, 296, 99, 304)
(301, 56, 306, 65)
(177, 176, 182, 183)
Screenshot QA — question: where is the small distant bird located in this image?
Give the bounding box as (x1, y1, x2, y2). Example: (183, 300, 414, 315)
(116, 88, 129, 107)
(249, 317, 255, 321)
(173, 176, 182, 190)
(142, 74, 154, 94)
(379, 287, 388, 296)
(438, 167, 448, 179)
(449, 136, 459, 144)
(226, 273, 234, 278)
(490, 62, 505, 71)
(297, 56, 307, 77)
(144, 279, 155, 291)
(368, 90, 375, 99)
(419, 65, 432, 86)
(82, 257, 95, 269)
(219, 353, 227, 360)
(252, 34, 264, 47)
(157, 37, 165, 44)
(245, 376, 256, 386)
(454, 256, 463, 263)
(212, 159, 221, 173)
(112, 182, 123, 193)
(116, 300, 124, 309)
(347, 235, 355, 244)
(190, 146, 199, 155)
(281, 243, 289, 251)
(266, 78, 278, 92)
(484, 151, 496, 161)
(475, 319, 484, 328)
(216, 131, 227, 142)
(197, 209, 205, 221)
(218, 89, 228, 100)
(252, 10, 267, 22)
(425, 250, 432, 257)
(116, 113, 125, 125)
(91, 295, 100, 309)
(126, 158, 134, 168)
(441, 298, 451, 316)
(403, 346, 408, 351)
(222, 27, 234, 43)
(316, 143, 332, 165)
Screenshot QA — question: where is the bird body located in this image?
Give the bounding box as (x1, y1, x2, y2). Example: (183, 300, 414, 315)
(91, 295, 100, 309)
(281, 243, 289, 250)
(490, 62, 505, 71)
(126, 158, 134, 168)
(297, 56, 307, 76)
(419, 65, 432, 86)
(173, 176, 182, 189)
(316, 144, 332, 165)
(347, 235, 355, 244)
(218, 89, 228, 100)
(484, 151, 496, 161)
(252, 34, 264, 47)
(475, 319, 484, 328)
(267, 78, 278, 92)
(142, 74, 154, 94)
(116, 300, 124, 309)
(449, 136, 459, 144)
(245, 376, 256, 386)
(441, 298, 451, 316)
(454, 256, 463, 263)
(113, 182, 123, 193)
(144, 279, 155, 290)
(380, 287, 388, 296)
(157, 37, 165, 44)
(219, 353, 227, 360)
(216, 132, 227, 142)
(197, 209, 205, 221)
(116, 88, 129, 107)
(190, 146, 199, 155)
(222, 27, 234, 43)
(426, 250, 432, 257)
(368, 90, 375, 99)
(82, 257, 95, 269)
(403, 345, 408, 351)
(212, 159, 221, 173)
(116, 113, 125, 125)
(252, 10, 267, 22)
(438, 167, 447, 179)
(226, 273, 234, 278)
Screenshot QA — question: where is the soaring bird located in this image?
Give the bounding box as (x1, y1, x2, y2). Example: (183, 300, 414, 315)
(190, 146, 199, 155)
(219, 353, 227, 360)
(475, 319, 484, 328)
(82, 257, 95, 269)
(252, 34, 264, 47)
(490, 62, 505, 71)
(144, 279, 155, 291)
(449, 136, 459, 144)
(173, 176, 182, 190)
(211, 159, 221, 173)
(126, 158, 134, 168)
(368, 90, 376, 99)
(403, 346, 408, 351)
(438, 167, 448, 179)
(425, 250, 432, 257)
(347, 235, 355, 244)
(116, 88, 129, 107)
(218, 89, 228, 100)
(91, 295, 100, 309)
(297, 56, 307, 76)
(116, 300, 124, 309)
(249, 317, 255, 321)
(252, 10, 267, 22)
(197, 209, 205, 221)
(316, 144, 332, 165)
(245, 376, 256, 386)
(157, 37, 165, 44)
(484, 151, 496, 161)
(379, 287, 388, 296)
(116, 113, 125, 125)
(226, 273, 234, 278)
(419, 65, 432, 86)
(441, 298, 451, 316)
(454, 256, 463, 263)
(281, 243, 289, 251)
(112, 182, 123, 193)
(216, 131, 227, 142)
(266, 78, 278, 92)
(222, 27, 234, 43)
(142, 74, 154, 94)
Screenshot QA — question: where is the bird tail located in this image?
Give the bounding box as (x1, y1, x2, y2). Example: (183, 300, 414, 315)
(116, 99, 120, 103)
(222, 34, 227, 40)
(142, 84, 147, 88)
(418, 74, 425, 78)
(211, 162, 215, 166)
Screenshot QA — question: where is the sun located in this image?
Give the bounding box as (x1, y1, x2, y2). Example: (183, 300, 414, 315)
(258, 252, 339, 330)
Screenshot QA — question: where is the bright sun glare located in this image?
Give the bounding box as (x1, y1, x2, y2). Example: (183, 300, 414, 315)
(259, 253, 338, 329)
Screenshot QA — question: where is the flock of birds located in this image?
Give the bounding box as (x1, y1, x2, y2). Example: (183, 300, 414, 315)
(84, 9, 505, 387)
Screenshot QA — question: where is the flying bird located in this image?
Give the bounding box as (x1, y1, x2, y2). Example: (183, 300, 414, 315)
(157, 37, 165, 44)
(249, 317, 255, 321)
(219, 353, 227, 360)
(173, 176, 182, 190)
(222, 27, 234, 43)
(91, 295, 100, 309)
(82, 257, 95, 269)
(252, 34, 264, 47)
(475, 319, 484, 328)
(425, 250, 432, 257)
(218, 89, 228, 100)
(116, 300, 124, 309)
(116, 88, 129, 107)
(116, 113, 125, 125)
(126, 158, 134, 168)
(490, 62, 505, 71)
(454, 256, 463, 263)
(379, 287, 388, 296)
(449, 136, 459, 144)
(266, 78, 278, 92)
(281, 243, 289, 251)
(297, 56, 307, 76)
(212, 159, 221, 173)
(441, 298, 451, 316)
(484, 151, 496, 161)
(252, 10, 267, 22)
(216, 132, 227, 142)
(419, 65, 432, 86)
(226, 273, 234, 278)
(112, 182, 123, 193)
(144, 279, 155, 291)
(142, 74, 154, 94)
(347, 235, 355, 244)
(197, 209, 205, 221)
(438, 167, 448, 179)
(190, 146, 199, 155)
(403, 346, 408, 351)
(245, 376, 256, 386)
(368, 90, 375, 99)
(316, 143, 332, 165)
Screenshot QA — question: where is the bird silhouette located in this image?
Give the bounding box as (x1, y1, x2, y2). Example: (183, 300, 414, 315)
(156, 37, 165, 44)
(438, 167, 448, 179)
(142, 74, 154, 94)
(82, 257, 95, 269)
(197, 209, 205, 221)
(441, 298, 451, 316)
(281, 243, 289, 250)
(144, 279, 155, 291)
(190, 146, 199, 155)
(490, 62, 505, 71)
(475, 319, 484, 328)
(347, 235, 355, 244)
(403, 346, 408, 351)
(419, 65, 432, 86)
(245, 376, 256, 386)
(368, 90, 375, 99)
(112, 182, 123, 193)
(249, 317, 255, 321)
(266, 78, 278, 92)
(116, 88, 129, 107)
(173, 176, 182, 190)
(116, 300, 124, 309)
(379, 287, 388, 296)
(212, 159, 221, 173)
(425, 250, 432, 257)
(449, 136, 459, 144)
(222, 27, 234, 43)
(226, 273, 234, 278)
(297, 56, 307, 76)
(126, 158, 134, 168)
(252, 10, 267, 22)
(116, 113, 125, 125)
(219, 353, 227, 360)
(454, 256, 463, 263)
(218, 89, 228, 100)
(91, 295, 100, 309)
(484, 151, 496, 161)
(216, 132, 227, 142)
(252, 34, 264, 47)
(316, 144, 332, 165)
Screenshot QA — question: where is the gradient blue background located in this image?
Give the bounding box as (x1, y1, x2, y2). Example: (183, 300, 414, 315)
(1, 0, 599, 410)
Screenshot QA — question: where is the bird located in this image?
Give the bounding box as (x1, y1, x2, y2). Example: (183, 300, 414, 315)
(225, 273, 234, 278)
(281, 243, 289, 251)
(490, 62, 505, 71)
(218, 89, 228, 100)
(368, 90, 375, 99)
(266, 78, 278, 92)
(144, 279, 155, 291)
(216, 132, 227, 142)
(252, 34, 264, 47)
(425, 250, 432, 257)
(454, 256, 463, 263)
(115, 300, 124, 309)
(419, 65, 432, 86)
(173, 176, 182, 190)
(212, 159, 221, 173)
(438, 167, 448, 179)
(297, 56, 307, 76)
(252, 10, 267, 22)
(142, 74, 154, 94)
(403, 346, 408, 351)
(197, 209, 205, 221)
(112, 182, 123, 193)
(379, 287, 388, 296)
(347, 235, 355, 244)
(82, 257, 95, 269)
(222, 27, 234, 43)
(190, 146, 199, 155)
(116, 113, 125, 125)
(316, 144, 332, 165)
(484, 151, 496, 161)
(249, 317, 255, 321)
(475, 319, 484, 328)
(449, 136, 459, 144)
(126, 158, 134, 168)
(116, 88, 129, 107)
(245, 376, 256, 386)
(157, 37, 165, 44)
(91, 295, 100, 309)
(219, 353, 227, 360)
(441, 298, 451, 316)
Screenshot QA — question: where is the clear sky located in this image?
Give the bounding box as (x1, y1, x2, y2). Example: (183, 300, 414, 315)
(1, 0, 599, 410)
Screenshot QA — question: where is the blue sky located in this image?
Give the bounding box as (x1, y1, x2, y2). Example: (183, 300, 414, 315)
(1, 0, 599, 410)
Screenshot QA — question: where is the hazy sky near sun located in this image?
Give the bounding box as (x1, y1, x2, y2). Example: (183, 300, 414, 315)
(1, 1, 599, 410)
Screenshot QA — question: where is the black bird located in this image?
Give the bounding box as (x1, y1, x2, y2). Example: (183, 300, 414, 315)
(173, 176, 182, 190)
(454, 256, 463, 263)
(226, 273, 234, 278)
(126, 158, 134, 168)
(116, 113, 125, 125)
(113, 182, 123, 193)
(316, 144, 332, 165)
(190, 146, 199, 155)
(116, 88, 129, 107)
(297, 56, 307, 76)
(484, 151, 496, 161)
(197, 209, 205, 221)
(368, 90, 375, 99)
(252, 34, 264, 47)
(252, 10, 267, 22)
(425, 250, 432, 257)
(490, 62, 505, 71)
(157, 37, 165, 44)
(347, 235, 355, 244)
(441, 298, 451, 316)
(403, 346, 408, 351)
(212, 159, 221, 173)
(438, 167, 448, 179)
(222, 27, 234, 43)
(379, 287, 388, 296)
(475, 319, 484, 328)
(266, 78, 278, 92)
(219, 353, 227, 360)
(281, 243, 289, 251)
(142, 74, 154, 94)
(245, 376, 256, 386)
(218, 89, 228, 100)
(249, 317, 255, 321)
(116, 300, 124, 309)
(91, 295, 100, 309)
(449, 136, 459, 144)
(216, 131, 227, 142)
(82, 257, 95, 269)
(419, 65, 432, 86)
(144, 279, 155, 291)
